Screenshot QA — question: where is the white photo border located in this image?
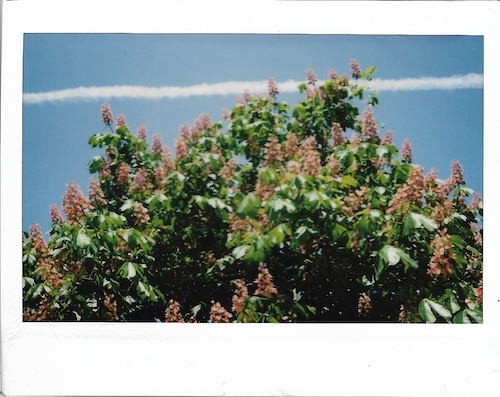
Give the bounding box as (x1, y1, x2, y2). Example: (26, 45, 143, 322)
(2, 1, 499, 396)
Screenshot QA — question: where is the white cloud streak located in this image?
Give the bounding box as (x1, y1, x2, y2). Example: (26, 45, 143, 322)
(23, 73, 483, 104)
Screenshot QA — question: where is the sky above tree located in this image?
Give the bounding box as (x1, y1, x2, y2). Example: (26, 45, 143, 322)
(22, 34, 483, 233)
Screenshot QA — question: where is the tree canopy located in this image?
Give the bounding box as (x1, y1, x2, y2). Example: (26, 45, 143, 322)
(23, 62, 483, 323)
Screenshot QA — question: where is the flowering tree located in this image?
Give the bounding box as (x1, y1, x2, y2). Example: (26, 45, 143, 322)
(23, 61, 483, 323)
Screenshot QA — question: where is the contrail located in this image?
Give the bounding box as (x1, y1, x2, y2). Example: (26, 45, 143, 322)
(23, 73, 483, 104)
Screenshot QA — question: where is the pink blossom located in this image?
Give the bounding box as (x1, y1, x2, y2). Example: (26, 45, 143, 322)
(387, 166, 424, 215)
(299, 137, 321, 177)
(284, 132, 299, 159)
(30, 224, 46, 254)
(357, 293, 372, 316)
(175, 136, 188, 159)
(165, 299, 184, 322)
(428, 228, 455, 278)
(331, 122, 345, 146)
(117, 163, 130, 186)
(179, 123, 191, 142)
(194, 113, 212, 133)
(328, 69, 338, 80)
(116, 114, 126, 127)
(218, 157, 237, 182)
(362, 107, 378, 139)
(222, 108, 231, 121)
(401, 139, 413, 163)
(130, 168, 149, 193)
(451, 160, 465, 185)
(350, 132, 361, 147)
(62, 182, 90, 222)
(151, 134, 163, 155)
(209, 301, 232, 323)
(306, 68, 318, 85)
(50, 204, 64, 224)
(161, 146, 175, 173)
(133, 201, 150, 226)
(469, 192, 482, 210)
(264, 135, 283, 166)
(101, 103, 113, 125)
(137, 125, 147, 140)
(243, 92, 253, 103)
(268, 78, 279, 98)
(88, 178, 107, 206)
(326, 155, 341, 176)
(232, 280, 249, 314)
(381, 130, 393, 145)
(254, 266, 278, 298)
(350, 59, 361, 79)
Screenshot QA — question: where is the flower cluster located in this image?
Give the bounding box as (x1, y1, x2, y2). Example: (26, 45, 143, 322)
(30, 224, 46, 255)
(151, 134, 163, 155)
(350, 59, 361, 79)
(256, 179, 275, 202)
(326, 155, 342, 176)
(62, 182, 90, 222)
(434, 161, 465, 200)
(283, 132, 298, 159)
(39, 258, 63, 289)
(210, 301, 232, 323)
(298, 137, 321, 177)
(193, 113, 212, 136)
(116, 114, 126, 127)
(165, 299, 184, 322)
(474, 278, 483, 305)
(88, 178, 107, 206)
(218, 157, 237, 182)
(401, 139, 413, 163)
(136, 125, 147, 140)
(50, 204, 64, 224)
(175, 135, 188, 159)
(381, 130, 393, 145)
(386, 166, 424, 215)
(101, 103, 113, 125)
(231, 280, 249, 315)
(103, 294, 118, 321)
(117, 163, 130, 186)
(328, 69, 338, 80)
(331, 122, 345, 147)
(268, 78, 279, 99)
(357, 293, 372, 316)
(133, 201, 150, 226)
(362, 107, 378, 139)
(428, 228, 455, 278)
(306, 68, 318, 85)
(264, 135, 283, 166)
(342, 187, 369, 217)
(130, 168, 149, 193)
(254, 266, 278, 298)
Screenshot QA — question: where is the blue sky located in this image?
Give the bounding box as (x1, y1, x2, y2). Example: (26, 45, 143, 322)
(22, 34, 483, 233)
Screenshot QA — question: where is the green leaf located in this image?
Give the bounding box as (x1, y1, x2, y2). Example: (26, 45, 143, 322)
(340, 175, 358, 188)
(419, 299, 436, 323)
(117, 261, 138, 279)
(379, 245, 401, 266)
(191, 304, 202, 317)
(427, 299, 452, 323)
(120, 199, 134, 212)
(409, 213, 437, 231)
(420, 299, 451, 323)
(267, 198, 296, 213)
(236, 193, 260, 219)
(88, 156, 104, 173)
(233, 245, 250, 260)
(76, 229, 91, 248)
